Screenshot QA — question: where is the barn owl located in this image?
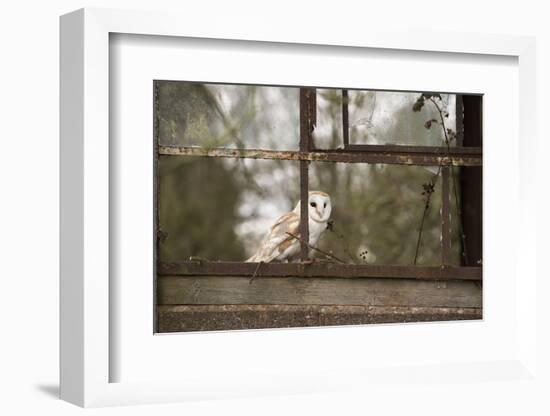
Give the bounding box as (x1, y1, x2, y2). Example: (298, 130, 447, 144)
(246, 191, 332, 263)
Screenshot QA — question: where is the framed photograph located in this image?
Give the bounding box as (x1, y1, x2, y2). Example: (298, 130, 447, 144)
(153, 80, 483, 334)
(60, 8, 538, 408)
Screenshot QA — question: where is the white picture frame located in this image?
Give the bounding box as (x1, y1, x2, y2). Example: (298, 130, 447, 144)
(60, 8, 539, 408)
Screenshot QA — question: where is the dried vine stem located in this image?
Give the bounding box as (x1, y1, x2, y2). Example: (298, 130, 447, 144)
(286, 232, 347, 264)
(428, 97, 469, 265)
(413, 167, 442, 264)
(327, 221, 357, 263)
(413, 94, 469, 265)
(248, 232, 347, 284)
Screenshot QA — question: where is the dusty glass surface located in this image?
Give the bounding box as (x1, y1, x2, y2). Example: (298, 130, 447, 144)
(308, 162, 461, 266)
(313, 89, 343, 149)
(158, 155, 461, 265)
(157, 83, 463, 265)
(313, 89, 457, 148)
(158, 155, 299, 262)
(157, 81, 300, 150)
(349, 91, 457, 146)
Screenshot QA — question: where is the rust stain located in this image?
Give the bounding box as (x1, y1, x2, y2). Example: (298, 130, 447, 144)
(158, 146, 481, 167)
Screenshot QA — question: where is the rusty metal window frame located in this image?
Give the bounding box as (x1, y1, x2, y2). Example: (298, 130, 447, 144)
(156, 85, 482, 281)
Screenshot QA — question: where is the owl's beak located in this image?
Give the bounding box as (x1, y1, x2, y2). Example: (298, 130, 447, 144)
(316, 207, 322, 219)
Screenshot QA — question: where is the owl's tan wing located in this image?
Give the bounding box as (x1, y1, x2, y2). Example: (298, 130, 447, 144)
(246, 212, 300, 263)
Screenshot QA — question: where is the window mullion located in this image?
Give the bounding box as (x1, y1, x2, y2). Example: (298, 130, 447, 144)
(299, 88, 315, 261)
(299, 161, 309, 260)
(441, 166, 451, 266)
(456, 95, 464, 147)
(460, 95, 483, 266)
(342, 89, 349, 148)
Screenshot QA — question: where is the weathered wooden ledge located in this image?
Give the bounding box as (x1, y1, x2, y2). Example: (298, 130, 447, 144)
(157, 304, 482, 333)
(157, 276, 482, 308)
(158, 261, 483, 281)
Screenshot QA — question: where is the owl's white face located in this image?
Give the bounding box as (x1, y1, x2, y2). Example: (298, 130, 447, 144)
(292, 191, 332, 223)
(307, 192, 332, 223)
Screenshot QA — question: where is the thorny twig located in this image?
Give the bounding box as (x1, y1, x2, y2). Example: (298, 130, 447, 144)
(248, 232, 346, 284)
(327, 221, 357, 263)
(286, 232, 347, 264)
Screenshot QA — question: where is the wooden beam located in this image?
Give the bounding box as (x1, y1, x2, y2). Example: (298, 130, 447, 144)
(157, 276, 482, 308)
(157, 304, 482, 332)
(158, 261, 482, 280)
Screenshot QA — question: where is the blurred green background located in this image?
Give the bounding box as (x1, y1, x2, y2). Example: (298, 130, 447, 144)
(156, 81, 461, 265)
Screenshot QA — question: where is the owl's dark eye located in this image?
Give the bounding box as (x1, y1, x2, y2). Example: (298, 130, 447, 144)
(310, 202, 316, 208)
(324, 202, 327, 208)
